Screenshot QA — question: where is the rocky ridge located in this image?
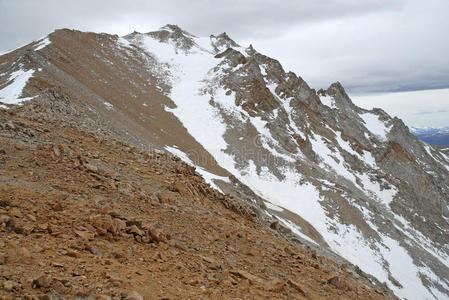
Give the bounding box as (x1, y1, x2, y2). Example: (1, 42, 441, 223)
(0, 105, 395, 299)
(0, 25, 448, 299)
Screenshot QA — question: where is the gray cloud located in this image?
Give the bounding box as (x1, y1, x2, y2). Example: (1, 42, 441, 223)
(1, 0, 448, 94)
(414, 109, 449, 115)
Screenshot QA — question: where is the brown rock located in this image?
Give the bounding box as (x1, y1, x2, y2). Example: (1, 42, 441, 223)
(10, 207, 22, 217)
(66, 249, 81, 258)
(230, 270, 261, 284)
(108, 210, 121, 218)
(26, 214, 37, 221)
(53, 145, 61, 157)
(111, 218, 126, 235)
(127, 225, 144, 237)
(270, 221, 280, 231)
(327, 275, 341, 288)
(168, 240, 187, 251)
(147, 226, 164, 243)
(53, 202, 64, 212)
(52, 262, 64, 268)
(75, 230, 95, 240)
(157, 193, 171, 204)
(3, 280, 17, 292)
(84, 163, 99, 173)
(288, 279, 307, 297)
(90, 215, 114, 234)
(0, 214, 11, 225)
(201, 255, 221, 270)
(122, 291, 143, 300)
(0, 253, 7, 264)
(33, 275, 52, 288)
(37, 223, 48, 232)
(265, 278, 285, 292)
(18, 247, 33, 264)
(125, 220, 142, 227)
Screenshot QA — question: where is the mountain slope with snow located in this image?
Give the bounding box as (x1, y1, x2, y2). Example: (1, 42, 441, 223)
(1, 26, 448, 299)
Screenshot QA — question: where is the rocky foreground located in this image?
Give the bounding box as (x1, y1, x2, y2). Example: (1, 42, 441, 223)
(0, 104, 397, 299)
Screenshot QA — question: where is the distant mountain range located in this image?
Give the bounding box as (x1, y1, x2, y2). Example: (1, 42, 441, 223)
(411, 126, 449, 146)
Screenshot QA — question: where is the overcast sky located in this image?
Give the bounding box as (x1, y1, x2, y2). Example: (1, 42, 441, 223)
(1, 0, 448, 126)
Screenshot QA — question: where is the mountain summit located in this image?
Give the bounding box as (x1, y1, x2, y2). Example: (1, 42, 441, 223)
(1, 26, 448, 299)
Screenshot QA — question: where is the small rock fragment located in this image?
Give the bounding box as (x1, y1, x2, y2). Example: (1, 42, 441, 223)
(0, 214, 11, 225)
(270, 221, 280, 231)
(127, 225, 144, 237)
(3, 280, 17, 292)
(147, 226, 164, 243)
(157, 193, 171, 204)
(311, 249, 317, 259)
(230, 270, 261, 284)
(122, 291, 143, 300)
(265, 278, 285, 292)
(74, 230, 94, 240)
(33, 275, 52, 288)
(327, 275, 341, 288)
(288, 279, 307, 296)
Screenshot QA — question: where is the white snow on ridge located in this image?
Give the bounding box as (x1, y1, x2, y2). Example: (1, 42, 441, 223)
(264, 201, 283, 212)
(360, 112, 391, 141)
(0, 69, 35, 105)
(424, 143, 449, 172)
(277, 217, 318, 245)
(250, 116, 296, 162)
(320, 95, 336, 109)
(424, 144, 437, 161)
(103, 101, 114, 110)
(266, 83, 307, 141)
(334, 130, 376, 167)
(165, 146, 229, 192)
(34, 37, 51, 51)
(118, 37, 132, 48)
(194, 37, 214, 54)
(310, 134, 357, 183)
(358, 173, 397, 206)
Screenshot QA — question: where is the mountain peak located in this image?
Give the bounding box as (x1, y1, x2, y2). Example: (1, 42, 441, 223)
(210, 32, 240, 54)
(145, 24, 197, 52)
(1, 27, 448, 299)
(160, 24, 195, 37)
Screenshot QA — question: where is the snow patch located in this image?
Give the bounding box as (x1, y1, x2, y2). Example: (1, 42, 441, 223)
(277, 217, 318, 245)
(358, 173, 397, 206)
(34, 37, 51, 51)
(360, 112, 391, 141)
(165, 146, 229, 192)
(103, 102, 114, 110)
(320, 95, 336, 109)
(0, 69, 35, 105)
(264, 201, 283, 212)
(310, 133, 356, 183)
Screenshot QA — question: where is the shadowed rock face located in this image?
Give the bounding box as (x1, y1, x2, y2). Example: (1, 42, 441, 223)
(1, 25, 448, 299)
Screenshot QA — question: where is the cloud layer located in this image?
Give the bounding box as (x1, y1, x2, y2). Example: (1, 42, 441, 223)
(1, 0, 448, 93)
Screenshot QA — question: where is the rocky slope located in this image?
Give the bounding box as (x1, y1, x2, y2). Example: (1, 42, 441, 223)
(0, 25, 448, 299)
(0, 105, 395, 299)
